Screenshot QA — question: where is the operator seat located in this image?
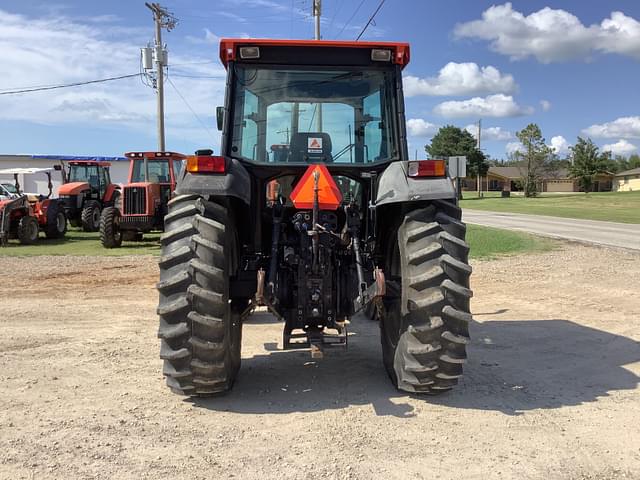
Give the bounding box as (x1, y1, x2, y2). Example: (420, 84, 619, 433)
(288, 132, 333, 163)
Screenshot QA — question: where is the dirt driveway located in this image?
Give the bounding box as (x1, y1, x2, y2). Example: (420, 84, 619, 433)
(0, 245, 638, 480)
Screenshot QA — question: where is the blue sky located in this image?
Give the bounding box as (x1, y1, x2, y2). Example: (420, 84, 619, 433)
(1, 0, 639, 159)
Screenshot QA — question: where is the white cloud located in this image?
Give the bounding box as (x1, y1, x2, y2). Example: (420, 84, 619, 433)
(464, 124, 513, 141)
(406, 119, 439, 137)
(0, 9, 226, 147)
(506, 141, 525, 155)
(433, 94, 533, 118)
(186, 28, 220, 45)
(403, 62, 516, 97)
(549, 135, 571, 155)
(602, 139, 638, 156)
(583, 116, 640, 139)
(454, 3, 640, 63)
(540, 100, 552, 112)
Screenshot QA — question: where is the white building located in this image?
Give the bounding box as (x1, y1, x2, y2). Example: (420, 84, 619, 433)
(0, 154, 129, 196)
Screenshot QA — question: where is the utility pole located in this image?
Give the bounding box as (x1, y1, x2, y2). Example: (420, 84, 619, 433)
(145, 3, 177, 152)
(476, 119, 482, 198)
(313, 0, 322, 131)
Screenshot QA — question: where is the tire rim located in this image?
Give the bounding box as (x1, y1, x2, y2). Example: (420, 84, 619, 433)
(114, 212, 122, 242)
(28, 219, 38, 240)
(56, 212, 66, 232)
(92, 209, 100, 228)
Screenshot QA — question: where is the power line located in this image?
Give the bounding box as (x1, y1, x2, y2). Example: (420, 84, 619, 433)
(0, 74, 141, 96)
(328, 0, 345, 37)
(166, 76, 215, 140)
(169, 73, 223, 79)
(335, 0, 366, 38)
(355, 0, 385, 40)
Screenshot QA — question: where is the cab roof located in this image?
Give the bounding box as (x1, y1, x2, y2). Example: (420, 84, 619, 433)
(219, 38, 410, 69)
(125, 152, 186, 159)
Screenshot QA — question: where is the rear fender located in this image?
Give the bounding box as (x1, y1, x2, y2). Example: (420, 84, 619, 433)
(375, 161, 456, 206)
(175, 157, 251, 205)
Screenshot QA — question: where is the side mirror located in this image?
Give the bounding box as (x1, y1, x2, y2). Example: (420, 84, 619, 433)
(53, 164, 62, 171)
(216, 106, 224, 131)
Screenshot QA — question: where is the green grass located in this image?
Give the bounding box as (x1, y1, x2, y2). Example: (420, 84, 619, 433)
(460, 190, 640, 224)
(1, 224, 552, 261)
(0, 229, 161, 256)
(466, 224, 557, 259)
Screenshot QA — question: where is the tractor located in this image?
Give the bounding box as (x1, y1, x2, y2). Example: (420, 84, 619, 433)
(156, 39, 472, 396)
(0, 167, 67, 246)
(100, 151, 185, 248)
(57, 160, 119, 232)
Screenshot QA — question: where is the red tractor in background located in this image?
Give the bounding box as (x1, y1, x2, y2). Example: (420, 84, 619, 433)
(100, 151, 185, 248)
(57, 161, 119, 231)
(0, 168, 67, 246)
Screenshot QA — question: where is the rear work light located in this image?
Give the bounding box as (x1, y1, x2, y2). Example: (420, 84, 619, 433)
(186, 155, 226, 174)
(408, 160, 446, 178)
(371, 49, 392, 62)
(239, 46, 260, 59)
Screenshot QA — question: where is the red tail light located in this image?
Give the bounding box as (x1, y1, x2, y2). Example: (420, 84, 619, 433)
(186, 155, 226, 174)
(408, 160, 446, 178)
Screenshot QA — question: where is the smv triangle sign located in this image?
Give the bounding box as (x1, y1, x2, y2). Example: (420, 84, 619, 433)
(290, 164, 343, 211)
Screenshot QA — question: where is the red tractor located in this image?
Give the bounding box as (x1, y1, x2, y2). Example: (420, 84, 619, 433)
(0, 168, 67, 246)
(57, 161, 120, 231)
(100, 151, 185, 248)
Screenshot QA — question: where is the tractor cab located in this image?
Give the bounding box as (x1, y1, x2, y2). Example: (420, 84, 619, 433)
(60, 161, 112, 199)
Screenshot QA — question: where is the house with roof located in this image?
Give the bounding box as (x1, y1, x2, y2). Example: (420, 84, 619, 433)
(614, 167, 640, 192)
(462, 166, 614, 193)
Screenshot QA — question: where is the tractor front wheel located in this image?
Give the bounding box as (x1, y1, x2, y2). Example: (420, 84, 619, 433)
(81, 200, 101, 232)
(381, 200, 472, 394)
(100, 207, 122, 248)
(156, 194, 242, 396)
(45, 201, 67, 239)
(17, 216, 39, 245)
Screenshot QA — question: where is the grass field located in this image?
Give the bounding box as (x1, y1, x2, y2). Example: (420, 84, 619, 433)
(460, 190, 640, 224)
(0, 225, 555, 260)
(0, 230, 161, 257)
(466, 224, 557, 259)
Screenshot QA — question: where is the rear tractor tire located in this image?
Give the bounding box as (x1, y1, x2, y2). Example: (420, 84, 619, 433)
(81, 200, 101, 232)
(17, 216, 39, 245)
(100, 207, 122, 248)
(45, 201, 67, 239)
(381, 200, 472, 394)
(156, 194, 242, 396)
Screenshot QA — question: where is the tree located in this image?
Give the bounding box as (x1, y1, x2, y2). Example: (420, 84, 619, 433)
(467, 149, 489, 179)
(569, 137, 610, 192)
(425, 125, 477, 157)
(627, 153, 640, 170)
(514, 124, 553, 197)
(426, 125, 488, 197)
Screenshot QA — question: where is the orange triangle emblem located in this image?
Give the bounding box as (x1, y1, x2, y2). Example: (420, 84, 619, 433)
(290, 164, 343, 211)
(310, 138, 320, 148)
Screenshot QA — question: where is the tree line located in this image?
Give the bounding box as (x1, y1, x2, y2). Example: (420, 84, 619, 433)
(425, 124, 640, 197)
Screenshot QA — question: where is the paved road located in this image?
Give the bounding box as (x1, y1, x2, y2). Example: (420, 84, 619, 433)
(463, 210, 640, 250)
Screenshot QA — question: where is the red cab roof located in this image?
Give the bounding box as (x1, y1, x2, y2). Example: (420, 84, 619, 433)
(125, 152, 187, 159)
(219, 38, 410, 69)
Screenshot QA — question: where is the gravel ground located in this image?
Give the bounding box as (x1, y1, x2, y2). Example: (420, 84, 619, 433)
(0, 244, 638, 480)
